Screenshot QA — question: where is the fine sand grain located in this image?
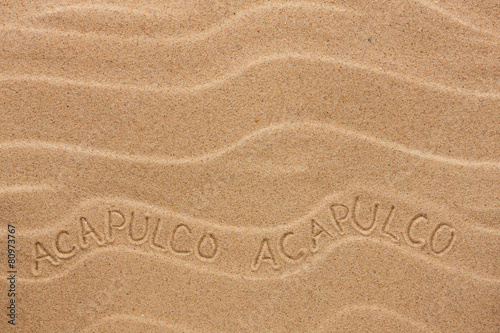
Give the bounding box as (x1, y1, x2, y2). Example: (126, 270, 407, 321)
(0, 0, 499, 332)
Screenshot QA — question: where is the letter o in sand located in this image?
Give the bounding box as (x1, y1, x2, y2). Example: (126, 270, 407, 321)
(430, 224, 455, 255)
(196, 233, 218, 261)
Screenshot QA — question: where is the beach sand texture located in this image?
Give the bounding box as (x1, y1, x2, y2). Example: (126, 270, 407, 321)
(0, 0, 499, 332)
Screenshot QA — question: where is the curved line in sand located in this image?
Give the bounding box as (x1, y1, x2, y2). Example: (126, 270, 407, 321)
(79, 314, 196, 333)
(15, 236, 499, 284)
(7, 2, 355, 45)
(8, 193, 499, 236)
(0, 184, 57, 196)
(23, 2, 355, 40)
(464, 224, 500, 236)
(0, 122, 498, 168)
(0, 54, 497, 99)
(26, 0, 497, 41)
(281, 236, 499, 283)
(414, 0, 499, 38)
(323, 304, 440, 333)
(4, 194, 329, 235)
(79, 304, 437, 333)
(28, 3, 162, 19)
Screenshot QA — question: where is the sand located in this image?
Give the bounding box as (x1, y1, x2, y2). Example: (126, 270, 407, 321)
(0, 0, 499, 332)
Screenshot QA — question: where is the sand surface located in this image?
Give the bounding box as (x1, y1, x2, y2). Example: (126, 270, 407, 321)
(0, 0, 499, 332)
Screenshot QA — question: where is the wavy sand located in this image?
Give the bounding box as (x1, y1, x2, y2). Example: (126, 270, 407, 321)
(0, 0, 498, 332)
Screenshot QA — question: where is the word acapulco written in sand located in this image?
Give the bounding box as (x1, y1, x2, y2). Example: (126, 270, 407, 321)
(32, 194, 457, 277)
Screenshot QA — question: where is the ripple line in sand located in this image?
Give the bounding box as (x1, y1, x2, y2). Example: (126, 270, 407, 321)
(79, 304, 437, 333)
(13, 236, 499, 284)
(0, 53, 498, 99)
(414, 0, 499, 38)
(322, 304, 440, 333)
(80, 313, 196, 333)
(0, 122, 498, 168)
(281, 236, 499, 284)
(0, 183, 58, 196)
(3, 195, 329, 235)
(7, 193, 498, 237)
(465, 224, 500, 236)
(18, 2, 355, 42)
(20, 0, 497, 43)
(28, 3, 161, 19)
